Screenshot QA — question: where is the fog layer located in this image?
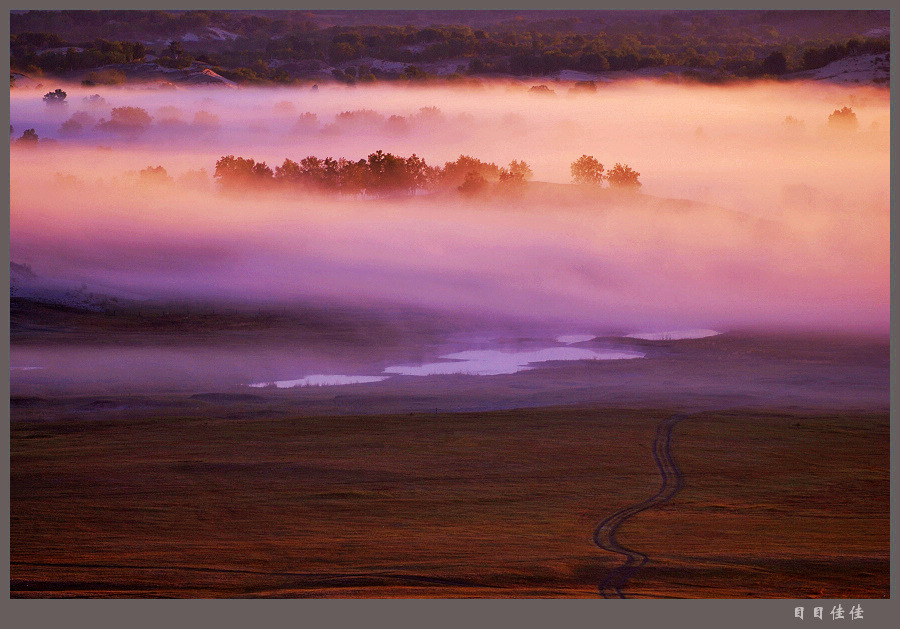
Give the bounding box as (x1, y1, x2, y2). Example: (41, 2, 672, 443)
(10, 80, 889, 333)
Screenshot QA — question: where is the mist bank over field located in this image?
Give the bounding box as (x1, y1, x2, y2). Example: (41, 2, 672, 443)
(11, 81, 888, 214)
(10, 81, 889, 334)
(10, 178, 887, 334)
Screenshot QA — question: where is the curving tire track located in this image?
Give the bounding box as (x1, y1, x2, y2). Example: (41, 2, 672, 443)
(594, 413, 688, 598)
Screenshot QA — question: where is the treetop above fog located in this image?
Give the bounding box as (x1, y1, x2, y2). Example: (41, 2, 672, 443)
(208, 151, 639, 198)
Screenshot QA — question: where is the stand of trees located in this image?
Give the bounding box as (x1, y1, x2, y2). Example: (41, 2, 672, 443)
(828, 106, 858, 131)
(212, 151, 544, 197)
(571, 155, 641, 189)
(96, 106, 153, 135)
(209, 151, 641, 197)
(11, 34, 147, 76)
(15, 128, 40, 145)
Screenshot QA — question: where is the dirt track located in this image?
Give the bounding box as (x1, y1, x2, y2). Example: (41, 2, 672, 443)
(10, 403, 889, 598)
(594, 414, 687, 598)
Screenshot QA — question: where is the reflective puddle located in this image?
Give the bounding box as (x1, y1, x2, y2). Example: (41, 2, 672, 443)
(384, 347, 644, 376)
(555, 334, 596, 344)
(249, 375, 389, 388)
(625, 329, 721, 341)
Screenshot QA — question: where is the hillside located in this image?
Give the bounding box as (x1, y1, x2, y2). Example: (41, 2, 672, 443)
(10, 9, 890, 87)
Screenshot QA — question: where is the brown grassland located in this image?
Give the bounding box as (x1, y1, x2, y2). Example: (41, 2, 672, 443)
(10, 398, 888, 598)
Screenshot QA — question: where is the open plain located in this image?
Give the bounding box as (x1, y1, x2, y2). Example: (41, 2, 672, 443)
(10, 327, 889, 598)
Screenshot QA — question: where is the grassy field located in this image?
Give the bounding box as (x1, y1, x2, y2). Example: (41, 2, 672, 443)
(10, 402, 889, 598)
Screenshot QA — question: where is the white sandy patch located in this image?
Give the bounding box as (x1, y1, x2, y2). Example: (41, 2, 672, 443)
(369, 60, 409, 73)
(788, 54, 890, 85)
(554, 69, 600, 82)
(206, 27, 239, 41)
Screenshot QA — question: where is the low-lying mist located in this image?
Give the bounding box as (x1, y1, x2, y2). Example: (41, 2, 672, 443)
(10, 79, 889, 334)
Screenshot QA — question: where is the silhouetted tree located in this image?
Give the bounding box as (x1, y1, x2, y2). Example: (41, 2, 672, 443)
(139, 165, 172, 185)
(607, 163, 642, 189)
(274, 158, 303, 186)
(570, 155, 605, 185)
(405, 154, 435, 193)
(499, 160, 533, 185)
(167, 40, 185, 58)
(82, 94, 108, 109)
(441, 155, 500, 188)
(338, 158, 370, 195)
(43, 88, 67, 106)
(295, 155, 325, 188)
(97, 106, 152, 136)
(59, 111, 95, 135)
(828, 106, 858, 131)
(529, 84, 555, 96)
(320, 157, 342, 190)
(335, 109, 384, 129)
(292, 112, 318, 134)
(156, 106, 185, 125)
(384, 115, 410, 136)
(414, 106, 444, 124)
(366, 150, 411, 194)
(16, 128, 39, 146)
(214, 155, 274, 190)
(458, 171, 488, 197)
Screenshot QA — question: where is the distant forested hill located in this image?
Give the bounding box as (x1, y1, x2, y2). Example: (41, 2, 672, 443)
(10, 9, 889, 85)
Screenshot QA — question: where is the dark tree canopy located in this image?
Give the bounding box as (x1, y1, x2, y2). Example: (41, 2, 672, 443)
(43, 88, 67, 105)
(607, 163, 642, 189)
(570, 155, 605, 185)
(209, 151, 643, 197)
(441, 155, 500, 188)
(214, 155, 274, 190)
(458, 171, 488, 197)
(8, 10, 889, 86)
